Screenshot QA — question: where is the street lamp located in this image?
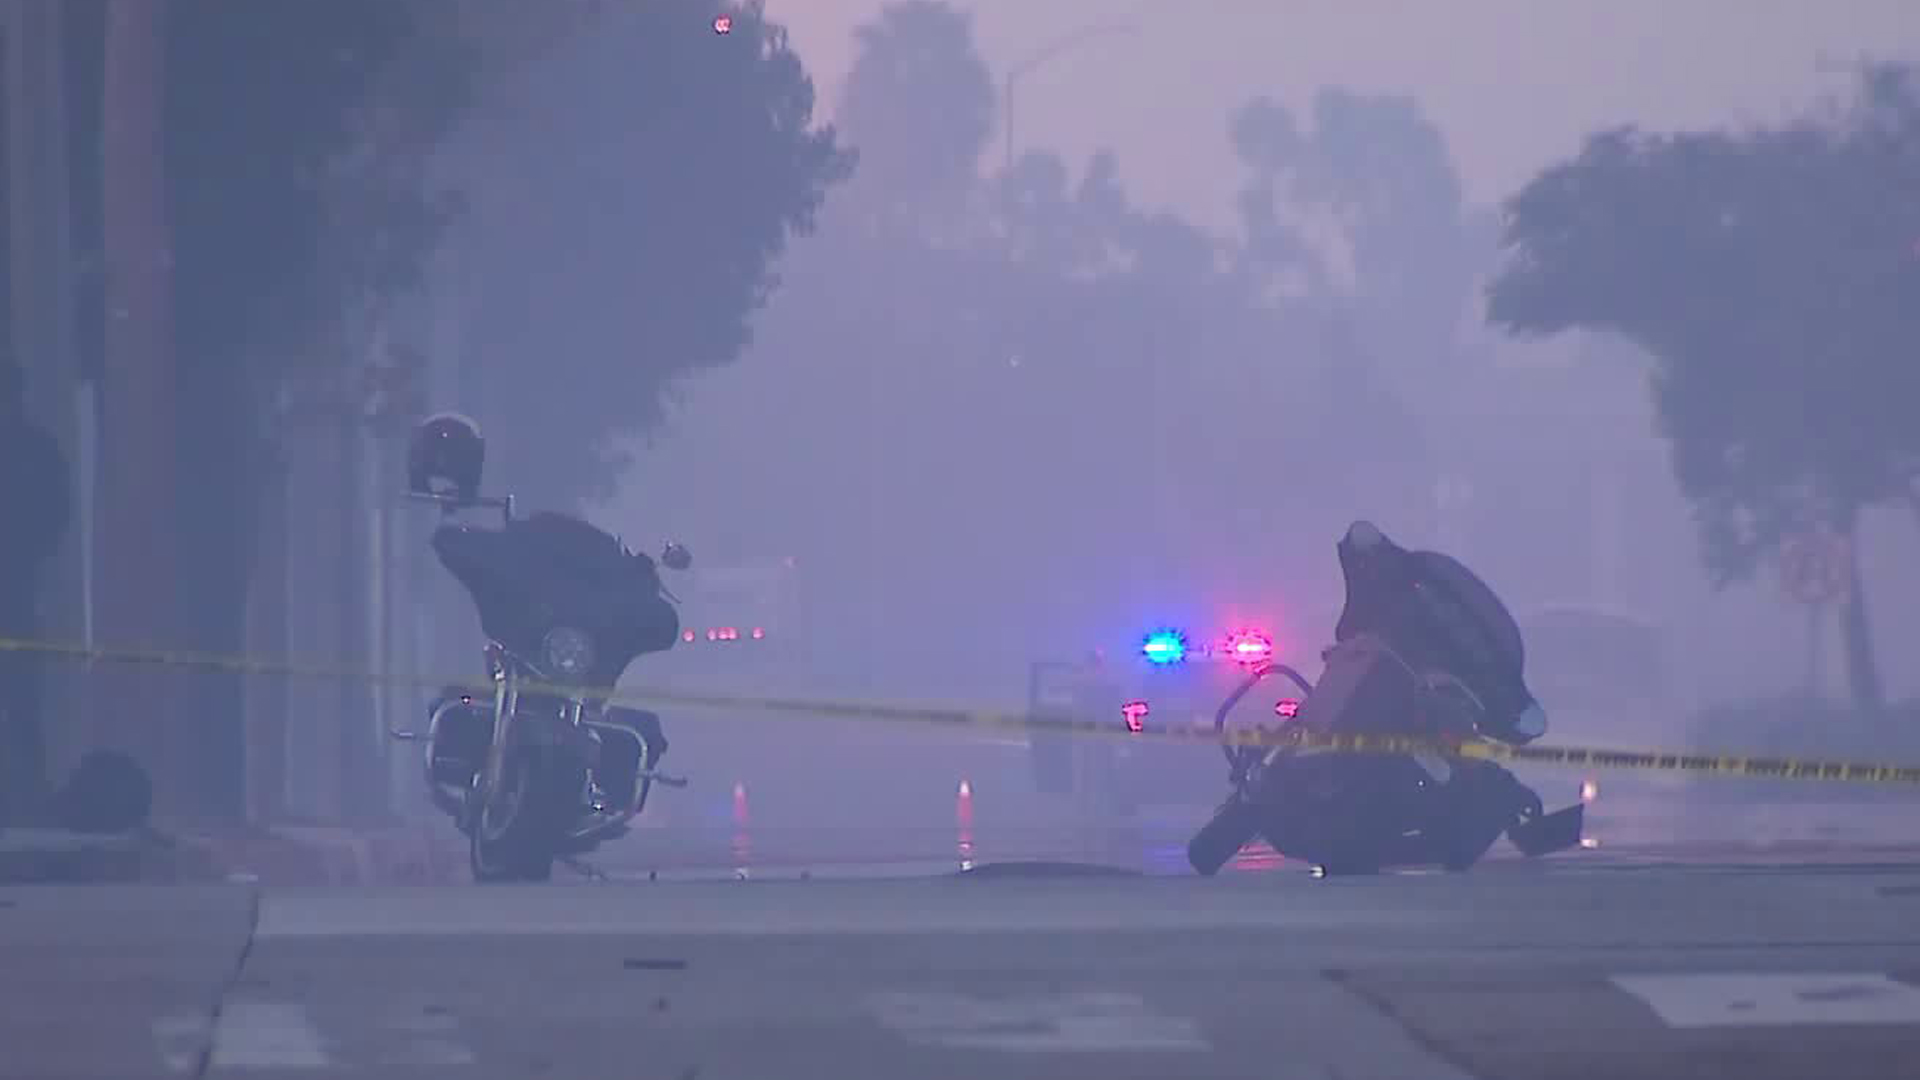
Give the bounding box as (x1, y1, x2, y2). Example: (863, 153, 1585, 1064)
(1002, 20, 1139, 172)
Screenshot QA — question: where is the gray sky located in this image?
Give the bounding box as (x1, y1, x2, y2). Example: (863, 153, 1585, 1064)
(770, 0, 1920, 226)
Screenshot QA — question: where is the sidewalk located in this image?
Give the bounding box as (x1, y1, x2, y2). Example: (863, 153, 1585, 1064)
(0, 827, 218, 884)
(0, 821, 459, 886)
(180, 822, 461, 885)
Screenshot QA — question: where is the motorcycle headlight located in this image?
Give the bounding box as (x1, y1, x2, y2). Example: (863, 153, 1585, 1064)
(541, 627, 596, 680)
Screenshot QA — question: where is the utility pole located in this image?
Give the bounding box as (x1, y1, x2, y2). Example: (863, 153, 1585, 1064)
(3, 0, 84, 796)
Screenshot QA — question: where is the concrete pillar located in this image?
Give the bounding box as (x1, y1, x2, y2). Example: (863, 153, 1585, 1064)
(241, 457, 289, 822)
(281, 415, 347, 823)
(4, 0, 87, 788)
(99, 0, 185, 807)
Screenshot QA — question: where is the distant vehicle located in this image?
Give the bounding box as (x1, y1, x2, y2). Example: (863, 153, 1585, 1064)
(669, 558, 799, 657)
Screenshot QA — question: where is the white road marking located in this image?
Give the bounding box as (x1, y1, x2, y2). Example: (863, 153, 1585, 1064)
(157, 1001, 478, 1070)
(151, 1015, 211, 1073)
(255, 889, 1417, 939)
(382, 1011, 478, 1065)
(382, 1037, 479, 1066)
(209, 1000, 332, 1068)
(1612, 972, 1920, 1028)
(867, 990, 1210, 1052)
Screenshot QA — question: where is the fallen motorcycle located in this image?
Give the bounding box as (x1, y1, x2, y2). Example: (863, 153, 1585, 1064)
(393, 413, 690, 882)
(1188, 521, 1585, 876)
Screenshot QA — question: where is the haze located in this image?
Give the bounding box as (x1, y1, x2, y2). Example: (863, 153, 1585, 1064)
(594, 0, 1920, 726)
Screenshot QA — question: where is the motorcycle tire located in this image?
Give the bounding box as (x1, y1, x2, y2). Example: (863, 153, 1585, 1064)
(1438, 822, 1506, 873)
(1188, 796, 1263, 877)
(468, 750, 581, 883)
(1438, 764, 1538, 872)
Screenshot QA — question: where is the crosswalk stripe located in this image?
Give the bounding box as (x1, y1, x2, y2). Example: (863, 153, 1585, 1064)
(154, 999, 481, 1071)
(209, 1001, 331, 1068)
(1611, 972, 1920, 1028)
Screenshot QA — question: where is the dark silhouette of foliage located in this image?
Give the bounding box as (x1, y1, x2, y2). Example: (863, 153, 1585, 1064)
(838, 1, 995, 218)
(460, 0, 853, 506)
(1487, 61, 1920, 712)
(1230, 88, 1489, 365)
(57, 0, 480, 817)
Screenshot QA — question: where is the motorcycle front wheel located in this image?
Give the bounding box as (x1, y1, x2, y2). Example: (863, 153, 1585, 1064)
(468, 749, 582, 883)
(1188, 796, 1263, 876)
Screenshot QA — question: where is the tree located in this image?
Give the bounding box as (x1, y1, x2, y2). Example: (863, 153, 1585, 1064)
(1486, 62, 1920, 714)
(1225, 89, 1495, 541)
(453, 0, 852, 509)
(1229, 88, 1491, 367)
(65, 0, 479, 817)
(837, 0, 994, 227)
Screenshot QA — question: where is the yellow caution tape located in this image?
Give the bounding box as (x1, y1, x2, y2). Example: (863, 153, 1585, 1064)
(3, 636, 1916, 786)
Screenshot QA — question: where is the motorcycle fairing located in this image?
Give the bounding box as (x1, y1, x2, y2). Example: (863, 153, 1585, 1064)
(432, 511, 680, 688)
(1331, 521, 1544, 745)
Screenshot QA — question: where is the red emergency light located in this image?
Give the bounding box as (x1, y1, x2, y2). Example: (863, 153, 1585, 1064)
(1225, 628, 1273, 665)
(1121, 700, 1150, 733)
(1275, 699, 1300, 719)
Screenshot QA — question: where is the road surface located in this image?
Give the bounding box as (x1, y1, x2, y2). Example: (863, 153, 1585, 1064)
(5, 856, 1920, 1078)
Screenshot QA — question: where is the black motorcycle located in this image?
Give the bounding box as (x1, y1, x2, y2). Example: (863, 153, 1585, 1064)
(395, 414, 690, 882)
(1188, 521, 1585, 877)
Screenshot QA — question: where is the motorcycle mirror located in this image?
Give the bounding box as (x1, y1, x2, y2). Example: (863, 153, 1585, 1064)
(661, 542, 693, 571)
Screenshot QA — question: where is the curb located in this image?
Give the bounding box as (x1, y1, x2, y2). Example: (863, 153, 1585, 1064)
(0, 828, 222, 884)
(176, 824, 463, 886)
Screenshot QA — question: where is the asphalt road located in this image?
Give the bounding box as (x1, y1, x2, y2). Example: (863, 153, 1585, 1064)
(6, 856, 1920, 1079)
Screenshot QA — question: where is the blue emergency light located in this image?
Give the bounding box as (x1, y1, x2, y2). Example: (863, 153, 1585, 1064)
(1141, 629, 1188, 665)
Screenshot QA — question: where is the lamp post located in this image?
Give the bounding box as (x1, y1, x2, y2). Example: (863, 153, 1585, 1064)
(1002, 20, 1138, 172)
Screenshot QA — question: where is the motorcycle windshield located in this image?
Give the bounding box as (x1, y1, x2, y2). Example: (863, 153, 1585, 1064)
(1407, 551, 1525, 679)
(1332, 534, 1541, 742)
(433, 512, 678, 684)
(1404, 551, 1541, 741)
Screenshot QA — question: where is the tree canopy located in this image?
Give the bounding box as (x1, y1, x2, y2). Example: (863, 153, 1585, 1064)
(1230, 88, 1493, 367)
(837, 0, 995, 221)
(1487, 61, 1920, 710)
(455, 0, 852, 506)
